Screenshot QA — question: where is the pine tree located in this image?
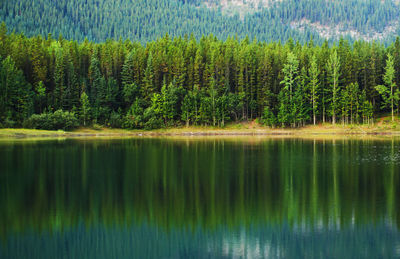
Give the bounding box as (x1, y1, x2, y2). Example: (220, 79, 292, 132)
(88, 55, 102, 106)
(0, 56, 32, 125)
(30, 36, 48, 86)
(359, 89, 373, 124)
(209, 77, 217, 126)
(0, 22, 8, 58)
(309, 55, 320, 125)
(341, 86, 350, 125)
(80, 91, 90, 126)
(54, 48, 65, 110)
(375, 53, 399, 122)
(161, 82, 180, 125)
(34, 81, 46, 114)
(277, 90, 290, 127)
(295, 68, 310, 126)
(280, 52, 299, 127)
(123, 82, 139, 109)
(121, 51, 135, 88)
(393, 37, 400, 91)
(181, 91, 194, 127)
(326, 50, 341, 124)
(348, 83, 359, 124)
(143, 53, 155, 101)
(193, 48, 203, 90)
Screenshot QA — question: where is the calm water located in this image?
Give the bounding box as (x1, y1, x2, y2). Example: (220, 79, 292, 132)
(1, 137, 400, 258)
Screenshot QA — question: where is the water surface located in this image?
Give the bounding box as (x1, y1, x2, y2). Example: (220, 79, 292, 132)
(1, 137, 400, 258)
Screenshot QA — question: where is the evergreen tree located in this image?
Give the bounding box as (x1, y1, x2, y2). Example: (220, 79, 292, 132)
(279, 52, 299, 127)
(54, 48, 65, 110)
(123, 82, 139, 109)
(0, 56, 32, 126)
(261, 106, 276, 127)
(121, 51, 135, 88)
(326, 50, 341, 124)
(35, 81, 46, 114)
(143, 53, 155, 101)
(161, 82, 180, 126)
(80, 91, 90, 126)
(124, 98, 144, 129)
(181, 91, 194, 127)
(88, 55, 102, 107)
(375, 53, 399, 122)
(309, 55, 320, 125)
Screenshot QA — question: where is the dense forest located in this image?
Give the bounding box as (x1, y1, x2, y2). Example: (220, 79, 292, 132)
(0, 0, 399, 44)
(0, 23, 400, 130)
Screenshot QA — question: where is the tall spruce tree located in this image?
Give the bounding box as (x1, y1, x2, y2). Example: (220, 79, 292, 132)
(279, 52, 299, 127)
(375, 53, 399, 122)
(326, 50, 341, 124)
(0, 56, 32, 125)
(309, 55, 320, 125)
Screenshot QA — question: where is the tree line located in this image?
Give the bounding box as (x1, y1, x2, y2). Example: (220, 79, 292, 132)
(1, 23, 400, 130)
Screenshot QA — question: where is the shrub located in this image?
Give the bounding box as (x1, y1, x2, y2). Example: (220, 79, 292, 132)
(144, 116, 163, 130)
(122, 100, 144, 129)
(122, 114, 143, 129)
(23, 110, 79, 130)
(1, 112, 17, 128)
(109, 111, 123, 128)
(143, 107, 163, 130)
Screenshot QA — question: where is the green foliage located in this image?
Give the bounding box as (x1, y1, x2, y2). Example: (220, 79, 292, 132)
(277, 91, 291, 127)
(375, 54, 399, 121)
(161, 83, 182, 125)
(308, 55, 320, 125)
(181, 91, 195, 126)
(279, 52, 299, 127)
(123, 83, 139, 107)
(1, 0, 399, 44)
(80, 92, 91, 126)
(359, 90, 374, 124)
(23, 110, 79, 130)
(261, 106, 276, 127)
(143, 93, 164, 129)
(326, 50, 341, 124)
(123, 99, 144, 129)
(294, 69, 311, 126)
(0, 24, 399, 130)
(0, 56, 33, 126)
(109, 111, 123, 128)
(35, 81, 46, 114)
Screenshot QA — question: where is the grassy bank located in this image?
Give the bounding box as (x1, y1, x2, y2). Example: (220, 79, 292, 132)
(1, 120, 400, 139)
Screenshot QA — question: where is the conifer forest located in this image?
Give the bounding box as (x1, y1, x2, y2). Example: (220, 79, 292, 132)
(1, 22, 400, 130)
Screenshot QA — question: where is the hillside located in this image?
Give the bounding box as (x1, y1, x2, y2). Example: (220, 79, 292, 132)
(1, 0, 399, 44)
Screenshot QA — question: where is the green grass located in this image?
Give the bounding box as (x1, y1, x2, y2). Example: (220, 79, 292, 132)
(0, 128, 67, 137)
(1, 116, 400, 139)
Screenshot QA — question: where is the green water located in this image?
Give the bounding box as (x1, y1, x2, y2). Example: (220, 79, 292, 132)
(1, 137, 400, 258)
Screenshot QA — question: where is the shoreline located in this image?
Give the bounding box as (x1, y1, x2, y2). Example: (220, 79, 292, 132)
(1, 125, 400, 139)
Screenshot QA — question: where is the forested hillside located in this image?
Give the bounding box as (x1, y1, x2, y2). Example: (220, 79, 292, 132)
(1, 24, 400, 130)
(1, 0, 399, 44)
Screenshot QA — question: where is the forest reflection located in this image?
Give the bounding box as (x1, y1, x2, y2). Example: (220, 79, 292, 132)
(1, 137, 400, 237)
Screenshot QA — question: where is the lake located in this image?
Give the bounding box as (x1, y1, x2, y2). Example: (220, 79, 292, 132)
(1, 137, 400, 258)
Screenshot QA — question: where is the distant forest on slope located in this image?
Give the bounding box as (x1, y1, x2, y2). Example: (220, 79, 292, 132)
(1, 23, 400, 130)
(1, 0, 400, 44)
